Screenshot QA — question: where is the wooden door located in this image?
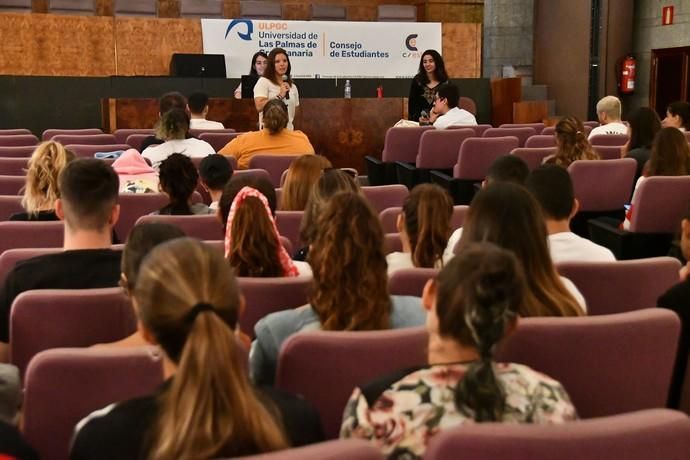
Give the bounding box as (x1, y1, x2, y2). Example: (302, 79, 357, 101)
(651, 47, 690, 118)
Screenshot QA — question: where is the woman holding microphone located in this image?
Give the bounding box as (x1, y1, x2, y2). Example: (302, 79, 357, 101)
(254, 48, 299, 130)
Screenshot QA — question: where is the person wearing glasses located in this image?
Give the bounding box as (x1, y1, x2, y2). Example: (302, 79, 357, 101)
(428, 83, 477, 130)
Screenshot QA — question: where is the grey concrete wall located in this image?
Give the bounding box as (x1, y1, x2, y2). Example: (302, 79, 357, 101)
(483, 0, 535, 82)
(631, 0, 690, 110)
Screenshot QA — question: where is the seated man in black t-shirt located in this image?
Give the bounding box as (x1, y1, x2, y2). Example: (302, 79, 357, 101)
(0, 159, 123, 361)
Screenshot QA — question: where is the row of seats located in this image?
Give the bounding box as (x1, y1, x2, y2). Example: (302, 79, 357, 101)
(0, 0, 416, 21)
(15, 307, 685, 459)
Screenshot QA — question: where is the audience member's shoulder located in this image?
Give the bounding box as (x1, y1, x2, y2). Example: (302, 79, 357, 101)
(257, 304, 316, 334)
(15, 249, 121, 273)
(257, 386, 325, 446)
(389, 295, 425, 327)
(357, 366, 426, 406)
(9, 210, 59, 221)
(658, 278, 690, 313)
(0, 420, 38, 460)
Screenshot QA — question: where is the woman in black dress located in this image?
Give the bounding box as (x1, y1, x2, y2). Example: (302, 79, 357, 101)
(408, 50, 448, 123)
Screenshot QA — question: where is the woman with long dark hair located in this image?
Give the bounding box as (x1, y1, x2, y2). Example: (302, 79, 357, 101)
(624, 107, 662, 178)
(234, 50, 269, 99)
(408, 49, 448, 123)
(341, 242, 577, 459)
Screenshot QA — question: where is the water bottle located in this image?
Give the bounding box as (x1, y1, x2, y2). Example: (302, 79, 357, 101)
(344, 80, 351, 99)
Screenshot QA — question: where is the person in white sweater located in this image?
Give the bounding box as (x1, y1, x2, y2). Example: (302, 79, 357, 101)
(526, 164, 615, 264)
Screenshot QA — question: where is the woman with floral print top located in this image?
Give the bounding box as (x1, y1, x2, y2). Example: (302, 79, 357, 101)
(340, 242, 577, 459)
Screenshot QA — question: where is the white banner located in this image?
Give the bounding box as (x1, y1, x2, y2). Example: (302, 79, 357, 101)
(201, 19, 442, 79)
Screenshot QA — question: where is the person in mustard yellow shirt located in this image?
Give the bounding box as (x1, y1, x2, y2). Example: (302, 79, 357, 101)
(219, 100, 314, 169)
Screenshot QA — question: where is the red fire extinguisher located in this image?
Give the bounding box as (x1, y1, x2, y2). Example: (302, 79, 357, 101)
(618, 55, 636, 94)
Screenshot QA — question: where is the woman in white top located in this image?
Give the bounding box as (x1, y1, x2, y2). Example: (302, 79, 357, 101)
(234, 51, 268, 99)
(254, 48, 299, 131)
(142, 108, 215, 170)
(387, 184, 454, 274)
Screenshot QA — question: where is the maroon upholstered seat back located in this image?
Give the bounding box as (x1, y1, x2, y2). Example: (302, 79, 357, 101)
(381, 126, 432, 163)
(275, 210, 303, 250)
(135, 214, 224, 240)
(10, 287, 136, 377)
(237, 276, 311, 339)
(389, 268, 438, 297)
(114, 193, 169, 240)
(568, 158, 636, 211)
(499, 122, 545, 133)
(425, 409, 690, 460)
(454, 137, 520, 179)
(0, 129, 31, 136)
(593, 144, 623, 160)
(510, 147, 556, 170)
(496, 309, 680, 418)
(42, 128, 103, 141)
(416, 128, 475, 169)
(0, 175, 25, 195)
(51, 134, 116, 146)
(0, 134, 39, 147)
(23, 348, 163, 460)
(482, 127, 536, 147)
(629, 176, 690, 233)
(65, 143, 131, 158)
(240, 439, 384, 459)
(361, 185, 409, 213)
(0, 145, 37, 157)
(0, 195, 23, 221)
(0, 247, 63, 286)
(113, 128, 154, 145)
(276, 327, 428, 439)
(556, 257, 681, 315)
(589, 134, 628, 146)
(0, 221, 64, 255)
(378, 206, 401, 233)
(198, 131, 239, 152)
(248, 155, 301, 187)
(524, 134, 556, 148)
(0, 157, 28, 176)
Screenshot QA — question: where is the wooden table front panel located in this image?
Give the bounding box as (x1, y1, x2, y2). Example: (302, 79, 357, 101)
(102, 98, 404, 172)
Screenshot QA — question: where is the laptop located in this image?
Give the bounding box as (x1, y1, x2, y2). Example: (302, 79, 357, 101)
(169, 54, 226, 78)
(241, 75, 260, 98)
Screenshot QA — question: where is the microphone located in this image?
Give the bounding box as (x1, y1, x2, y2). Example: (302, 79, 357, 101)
(282, 74, 290, 100)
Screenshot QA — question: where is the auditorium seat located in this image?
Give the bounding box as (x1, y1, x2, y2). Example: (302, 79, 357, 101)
(594, 144, 624, 160)
(389, 267, 438, 297)
(113, 128, 154, 145)
(568, 158, 636, 237)
(125, 133, 151, 151)
(365, 126, 432, 186)
(179, 0, 223, 18)
(379, 207, 401, 233)
(589, 133, 629, 146)
(361, 185, 409, 213)
(542, 125, 593, 136)
(482, 127, 536, 147)
(0, 221, 64, 255)
(240, 0, 282, 19)
(383, 233, 402, 254)
(233, 168, 272, 183)
(425, 409, 690, 460)
(499, 122, 545, 133)
(396, 129, 475, 189)
(248, 154, 301, 187)
(0, 0, 31, 12)
(0, 248, 63, 286)
(23, 348, 163, 460)
(0, 175, 26, 195)
(198, 131, 240, 152)
(206, 236, 294, 256)
(0, 195, 23, 221)
(135, 214, 223, 240)
(51, 134, 117, 146)
(275, 210, 303, 250)
(189, 128, 236, 138)
(114, 193, 169, 240)
(237, 276, 310, 339)
(243, 439, 384, 460)
(0, 145, 36, 158)
(451, 204, 469, 229)
(556, 257, 681, 315)
(42, 128, 102, 141)
(65, 143, 132, 158)
(431, 136, 520, 205)
(0, 129, 31, 135)
(510, 147, 556, 170)
(467, 124, 493, 137)
(276, 327, 428, 438)
(10, 288, 136, 377)
(459, 97, 477, 115)
(589, 176, 690, 259)
(0, 158, 28, 176)
(47, 0, 95, 14)
(496, 308, 679, 418)
(376, 4, 416, 21)
(310, 4, 346, 20)
(0, 134, 38, 147)
(583, 121, 601, 129)
(524, 134, 556, 148)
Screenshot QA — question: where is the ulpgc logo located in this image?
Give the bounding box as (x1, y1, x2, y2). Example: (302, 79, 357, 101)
(225, 19, 254, 40)
(405, 34, 418, 51)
